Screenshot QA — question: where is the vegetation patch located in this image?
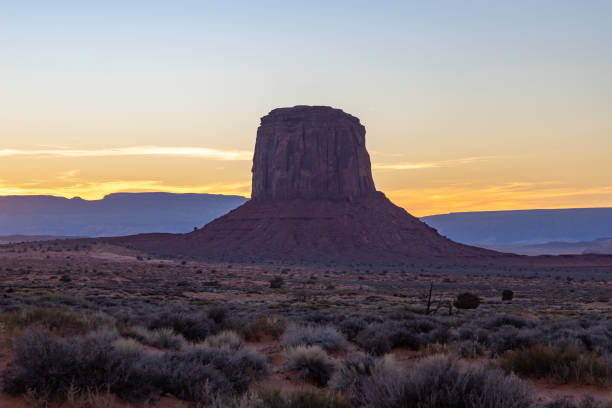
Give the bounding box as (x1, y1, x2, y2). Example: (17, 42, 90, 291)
(500, 344, 612, 385)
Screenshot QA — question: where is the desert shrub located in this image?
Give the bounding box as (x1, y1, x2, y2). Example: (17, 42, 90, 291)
(270, 276, 284, 289)
(542, 395, 610, 408)
(0, 307, 110, 336)
(240, 316, 287, 341)
(386, 321, 420, 347)
(207, 306, 228, 325)
(65, 387, 121, 408)
(105, 338, 160, 400)
(36, 293, 92, 307)
(283, 345, 336, 386)
(460, 315, 612, 356)
(459, 340, 486, 358)
(545, 319, 612, 353)
(338, 316, 368, 341)
(458, 324, 491, 344)
(282, 325, 345, 352)
(454, 292, 481, 309)
(149, 311, 212, 342)
(500, 344, 612, 385)
(156, 345, 269, 401)
(360, 354, 533, 408)
(300, 310, 336, 325)
(203, 330, 244, 350)
(355, 318, 445, 355)
(120, 325, 151, 343)
(482, 314, 533, 329)
(254, 387, 351, 408)
(502, 289, 514, 301)
(2, 328, 268, 403)
(355, 329, 392, 355)
(330, 353, 401, 405)
(418, 342, 455, 357)
(121, 326, 186, 350)
(487, 325, 540, 355)
(155, 357, 228, 401)
(2, 329, 158, 401)
(149, 328, 187, 350)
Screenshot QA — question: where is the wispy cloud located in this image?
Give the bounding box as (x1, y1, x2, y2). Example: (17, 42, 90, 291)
(386, 182, 612, 216)
(0, 146, 253, 161)
(372, 156, 494, 170)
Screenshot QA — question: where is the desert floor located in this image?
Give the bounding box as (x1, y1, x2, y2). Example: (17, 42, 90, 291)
(0, 240, 610, 407)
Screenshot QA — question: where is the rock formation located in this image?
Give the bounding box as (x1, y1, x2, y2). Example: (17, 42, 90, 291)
(252, 106, 375, 200)
(112, 105, 502, 264)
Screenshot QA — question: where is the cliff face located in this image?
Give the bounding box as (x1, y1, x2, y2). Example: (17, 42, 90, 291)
(251, 106, 375, 201)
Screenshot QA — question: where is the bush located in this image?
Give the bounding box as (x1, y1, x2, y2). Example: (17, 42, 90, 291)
(330, 353, 401, 405)
(283, 346, 336, 386)
(119, 325, 151, 343)
(203, 330, 244, 351)
(282, 325, 345, 352)
(2, 329, 157, 401)
(150, 328, 187, 350)
(459, 340, 485, 358)
(207, 307, 228, 325)
(355, 329, 392, 355)
(149, 312, 212, 342)
(254, 388, 351, 408)
(454, 292, 481, 309)
(360, 355, 533, 408)
(487, 325, 539, 355)
(338, 316, 368, 341)
(0, 307, 110, 337)
(270, 276, 284, 289)
(240, 316, 287, 341)
(121, 326, 186, 350)
(483, 315, 532, 329)
(355, 317, 446, 355)
(499, 344, 612, 385)
(502, 289, 514, 301)
(542, 395, 610, 408)
(1, 329, 269, 403)
(154, 345, 269, 401)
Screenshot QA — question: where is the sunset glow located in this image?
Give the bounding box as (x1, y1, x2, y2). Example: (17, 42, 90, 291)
(1, 1, 611, 216)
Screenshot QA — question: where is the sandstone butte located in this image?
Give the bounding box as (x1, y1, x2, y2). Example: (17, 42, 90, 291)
(109, 106, 612, 266)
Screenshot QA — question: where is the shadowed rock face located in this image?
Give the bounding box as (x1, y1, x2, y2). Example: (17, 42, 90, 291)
(252, 106, 376, 200)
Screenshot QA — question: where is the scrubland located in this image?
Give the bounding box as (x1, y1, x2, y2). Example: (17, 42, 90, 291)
(0, 241, 610, 407)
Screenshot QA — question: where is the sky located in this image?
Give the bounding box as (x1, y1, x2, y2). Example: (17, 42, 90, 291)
(1, 1, 611, 216)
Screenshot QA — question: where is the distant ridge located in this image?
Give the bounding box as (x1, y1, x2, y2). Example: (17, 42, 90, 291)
(481, 237, 612, 256)
(0, 193, 247, 236)
(0, 235, 81, 244)
(422, 208, 612, 246)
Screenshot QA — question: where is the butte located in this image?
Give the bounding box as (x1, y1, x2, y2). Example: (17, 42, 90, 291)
(112, 105, 502, 265)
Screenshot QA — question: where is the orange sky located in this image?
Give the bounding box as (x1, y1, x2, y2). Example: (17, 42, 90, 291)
(1, 2, 611, 216)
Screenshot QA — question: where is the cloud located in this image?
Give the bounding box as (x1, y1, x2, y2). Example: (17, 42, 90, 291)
(372, 156, 494, 170)
(386, 182, 612, 216)
(0, 146, 253, 161)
